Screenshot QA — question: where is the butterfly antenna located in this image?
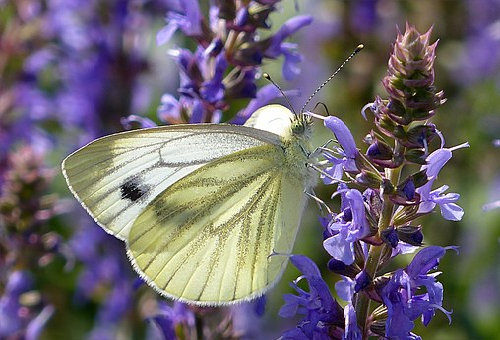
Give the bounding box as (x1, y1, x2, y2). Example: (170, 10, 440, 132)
(300, 44, 364, 114)
(263, 73, 297, 116)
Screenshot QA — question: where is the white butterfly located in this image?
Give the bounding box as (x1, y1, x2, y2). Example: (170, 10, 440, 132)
(62, 104, 317, 306)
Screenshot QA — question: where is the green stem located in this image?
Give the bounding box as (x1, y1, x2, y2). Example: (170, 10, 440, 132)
(356, 144, 404, 338)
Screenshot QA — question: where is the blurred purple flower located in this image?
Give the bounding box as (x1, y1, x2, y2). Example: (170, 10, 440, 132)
(457, 0, 500, 83)
(265, 15, 313, 80)
(154, 1, 312, 124)
(233, 84, 300, 124)
(156, 0, 202, 45)
(148, 301, 195, 339)
(0, 271, 53, 339)
(350, 0, 378, 34)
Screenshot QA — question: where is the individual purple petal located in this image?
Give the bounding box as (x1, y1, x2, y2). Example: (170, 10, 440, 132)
(25, 306, 55, 340)
(156, 23, 179, 46)
(181, 0, 202, 35)
(335, 276, 355, 303)
(188, 99, 204, 123)
(200, 54, 227, 102)
(438, 201, 464, 221)
(121, 115, 157, 129)
(422, 148, 452, 178)
(324, 227, 355, 265)
(279, 294, 302, 318)
(322, 153, 346, 184)
(324, 116, 358, 159)
(266, 15, 313, 57)
(157, 94, 181, 121)
(406, 246, 448, 279)
(157, 0, 202, 45)
(290, 255, 322, 278)
(343, 304, 362, 340)
(281, 42, 303, 80)
(392, 241, 420, 257)
(233, 84, 299, 124)
(346, 189, 369, 240)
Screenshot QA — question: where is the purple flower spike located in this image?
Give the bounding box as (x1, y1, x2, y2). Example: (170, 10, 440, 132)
(323, 189, 369, 265)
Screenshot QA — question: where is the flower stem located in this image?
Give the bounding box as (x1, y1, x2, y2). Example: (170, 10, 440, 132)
(356, 147, 404, 338)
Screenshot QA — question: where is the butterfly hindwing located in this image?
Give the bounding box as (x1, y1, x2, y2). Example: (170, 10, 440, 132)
(126, 144, 309, 305)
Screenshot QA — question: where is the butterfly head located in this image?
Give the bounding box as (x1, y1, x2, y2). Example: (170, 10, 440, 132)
(291, 113, 313, 140)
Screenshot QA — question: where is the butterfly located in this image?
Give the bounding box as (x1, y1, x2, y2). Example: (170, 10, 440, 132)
(62, 104, 317, 305)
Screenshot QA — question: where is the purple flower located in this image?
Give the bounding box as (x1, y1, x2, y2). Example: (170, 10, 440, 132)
(0, 271, 54, 339)
(333, 275, 364, 339)
(232, 84, 299, 124)
(200, 53, 227, 103)
(147, 301, 195, 339)
(416, 143, 469, 221)
(325, 117, 358, 161)
(120, 115, 157, 129)
(323, 188, 369, 265)
(155, 1, 312, 123)
(156, 0, 202, 45)
(280, 255, 344, 338)
(343, 304, 362, 340)
(350, 0, 378, 34)
(321, 116, 359, 183)
(26, 306, 55, 340)
(381, 246, 456, 338)
(280, 42, 304, 80)
(0, 271, 33, 336)
(266, 15, 314, 57)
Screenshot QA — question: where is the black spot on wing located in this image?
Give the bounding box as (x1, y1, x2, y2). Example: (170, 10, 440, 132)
(120, 178, 148, 202)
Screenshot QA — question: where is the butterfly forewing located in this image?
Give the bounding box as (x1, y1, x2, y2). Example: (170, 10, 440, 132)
(62, 125, 282, 240)
(126, 143, 309, 305)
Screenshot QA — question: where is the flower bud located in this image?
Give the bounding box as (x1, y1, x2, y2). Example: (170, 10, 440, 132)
(377, 23, 446, 131)
(405, 149, 426, 165)
(380, 226, 399, 248)
(356, 170, 384, 189)
(397, 225, 424, 246)
(327, 258, 360, 278)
